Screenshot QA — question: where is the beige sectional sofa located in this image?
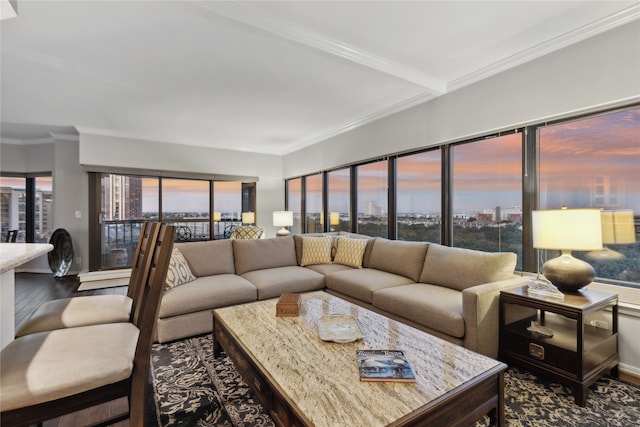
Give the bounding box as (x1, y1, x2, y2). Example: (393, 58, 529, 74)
(156, 232, 528, 358)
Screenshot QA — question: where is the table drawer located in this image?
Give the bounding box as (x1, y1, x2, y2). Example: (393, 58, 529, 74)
(503, 331, 576, 374)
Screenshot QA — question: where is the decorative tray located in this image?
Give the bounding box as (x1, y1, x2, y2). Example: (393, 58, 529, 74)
(317, 314, 364, 343)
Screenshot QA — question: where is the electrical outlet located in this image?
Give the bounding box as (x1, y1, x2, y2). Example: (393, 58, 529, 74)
(75, 257, 82, 266)
(75, 210, 82, 218)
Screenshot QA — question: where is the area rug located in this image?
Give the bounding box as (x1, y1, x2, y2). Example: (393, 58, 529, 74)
(149, 334, 640, 426)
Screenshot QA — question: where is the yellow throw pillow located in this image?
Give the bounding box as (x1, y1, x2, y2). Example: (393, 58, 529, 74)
(165, 248, 196, 290)
(333, 236, 368, 268)
(300, 236, 333, 266)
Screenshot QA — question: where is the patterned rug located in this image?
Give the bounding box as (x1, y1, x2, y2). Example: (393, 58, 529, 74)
(148, 334, 640, 426)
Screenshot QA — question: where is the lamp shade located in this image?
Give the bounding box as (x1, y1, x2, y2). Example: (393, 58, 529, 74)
(330, 212, 340, 226)
(241, 212, 255, 224)
(532, 208, 602, 251)
(213, 212, 221, 222)
(602, 210, 636, 245)
(273, 211, 293, 227)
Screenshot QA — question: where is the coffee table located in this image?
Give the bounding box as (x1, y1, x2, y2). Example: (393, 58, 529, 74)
(213, 291, 506, 426)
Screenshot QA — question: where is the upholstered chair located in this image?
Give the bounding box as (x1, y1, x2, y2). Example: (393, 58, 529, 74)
(230, 225, 265, 240)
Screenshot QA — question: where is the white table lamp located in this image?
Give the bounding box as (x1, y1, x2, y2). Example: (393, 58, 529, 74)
(273, 211, 293, 236)
(242, 212, 255, 224)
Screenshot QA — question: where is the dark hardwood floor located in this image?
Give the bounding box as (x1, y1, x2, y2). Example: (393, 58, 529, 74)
(13, 272, 129, 427)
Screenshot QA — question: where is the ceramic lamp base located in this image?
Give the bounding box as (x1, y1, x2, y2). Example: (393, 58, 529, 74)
(542, 252, 595, 292)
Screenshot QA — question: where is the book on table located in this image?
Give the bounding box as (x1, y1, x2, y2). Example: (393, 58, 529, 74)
(356, 349, 416, 382)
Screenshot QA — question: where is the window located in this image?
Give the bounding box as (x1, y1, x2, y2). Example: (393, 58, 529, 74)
(396, 151, 441, 242)
(327, 168, 350, 232)
(538, 108, 640, 285)
(214, 181, 242, 239)
(0, 175, 53, 243)
(452, 133, 523, 270)
(286, 178, 302, 234)
(100, 174, 158, 268)
(94, 172, 254, 270)
(305, 173, 323, 233)
(357, 160, 388, 238)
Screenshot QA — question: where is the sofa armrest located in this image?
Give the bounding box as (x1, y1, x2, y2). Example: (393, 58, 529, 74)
(462, 276, 529, 358)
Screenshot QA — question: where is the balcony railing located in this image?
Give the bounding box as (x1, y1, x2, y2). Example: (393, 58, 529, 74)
(101, 219, 242, 269)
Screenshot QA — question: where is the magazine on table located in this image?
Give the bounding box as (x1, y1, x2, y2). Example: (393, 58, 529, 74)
(356, 349, 416, 382)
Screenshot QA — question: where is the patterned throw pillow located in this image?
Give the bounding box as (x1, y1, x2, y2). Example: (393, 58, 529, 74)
(300, 236, 333, 266)
(165, 248, 196, 290)
(333, 236, 368, 268)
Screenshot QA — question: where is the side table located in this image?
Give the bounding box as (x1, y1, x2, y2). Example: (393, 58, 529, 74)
(499, 285, 618, 406)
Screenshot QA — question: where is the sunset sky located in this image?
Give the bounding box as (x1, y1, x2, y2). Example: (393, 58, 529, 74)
(2, 110, 636, 217)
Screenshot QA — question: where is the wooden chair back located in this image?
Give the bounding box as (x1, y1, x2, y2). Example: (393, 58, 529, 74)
(129, 223, 175, 425)
(128, 221, 160, 324)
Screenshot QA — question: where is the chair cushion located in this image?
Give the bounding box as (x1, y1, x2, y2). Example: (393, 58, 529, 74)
(420, 244, 517, 291)
(231, 226, 264, 240)
(15, 295, 132, 337)
(304, 263, 354, 276)
(333, 236, 368, 268)
(159, 274, 257, 318)
(165, 248, 196, 290)
(300, 235, 333, 266)
(373, 284, 465, 338)
(1, 323, 139, 411)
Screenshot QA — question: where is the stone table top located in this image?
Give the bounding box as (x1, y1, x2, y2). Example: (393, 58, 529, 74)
(0, 243, 53, 273)
(214, 291, 505, 427)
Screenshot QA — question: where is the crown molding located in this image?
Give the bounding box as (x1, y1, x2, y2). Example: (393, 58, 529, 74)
(448, 3, 640, 92)
(279, 91, 435, 155)
(187, 0, 446, 95)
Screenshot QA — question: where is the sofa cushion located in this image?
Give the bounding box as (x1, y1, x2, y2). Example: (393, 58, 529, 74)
(175, 240, 235, 276)
(367, 238, 429, 282)
(419, 244, 517, 291)
(373, 283, 465, 338)
(325, 268, 414, 304)
(300, 235, 333, 266)
(165, 248, 197, 290)
(333, 236, 368, 268)
(159, 274, 257, 318)
(304, 263, 354, 276)
(241, 266, 325, 300)
(233, 236, 297, 275)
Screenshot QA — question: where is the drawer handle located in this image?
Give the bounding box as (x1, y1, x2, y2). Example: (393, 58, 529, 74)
(529, 343, 545, 360)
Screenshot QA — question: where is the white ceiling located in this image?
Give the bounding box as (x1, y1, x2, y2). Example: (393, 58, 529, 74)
(1, 1, 638, 155)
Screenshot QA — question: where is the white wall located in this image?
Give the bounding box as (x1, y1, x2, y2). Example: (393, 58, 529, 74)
(283, 20, 640, 177)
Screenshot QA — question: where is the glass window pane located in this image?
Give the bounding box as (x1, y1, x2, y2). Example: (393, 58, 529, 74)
(397, 151, 441, 242)
(162, 178, 210, 241)
(452, 133, 523, 270)
(539, 108, 640, 285)
(34, 177, 53, 243)
(287, 178, 302, 234)
(328, 168, 350, 232)
(214, 181, 242, 239)
(357, 161, 388, 238)
(0, 177, 26, 242)
(305, 173, 323, 233)
(101, 174, 159, 268)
